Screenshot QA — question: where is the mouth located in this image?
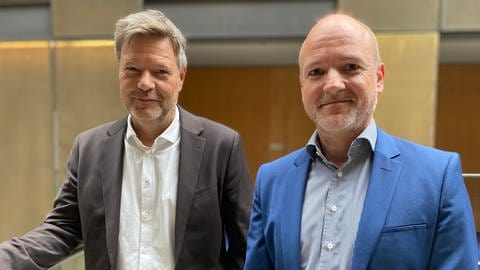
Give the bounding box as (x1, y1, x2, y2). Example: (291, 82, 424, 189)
(133, 96, 161, 102)
(320, 99, 351, 107)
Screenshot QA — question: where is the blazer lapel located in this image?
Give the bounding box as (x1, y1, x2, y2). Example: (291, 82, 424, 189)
(350, 129, 402, 270)
(280, 150, 311, 269)
(174, 108, 206, 263)
(100, 117, 127, 270)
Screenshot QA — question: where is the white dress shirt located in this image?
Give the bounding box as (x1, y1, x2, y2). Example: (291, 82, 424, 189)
(117, 106, 180, 270)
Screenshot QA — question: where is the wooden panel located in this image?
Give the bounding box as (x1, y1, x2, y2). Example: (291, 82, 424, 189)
(270, 68, 314, 156)
(338, 0, 439, 31)
(55, 41, 126, 180)
(179, 67, 312, 179)
(465, 179, 480, 230)
(0, 42, 54, 240)
(179, 67, 270, 179)
(51, 0, 141, 38)
(375, 33, 439, 146)
(436, 64, 480, 229)
(436, 64, 480, 172)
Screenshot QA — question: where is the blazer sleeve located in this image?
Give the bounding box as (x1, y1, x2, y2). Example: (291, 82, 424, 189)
(428, 153, 478, 270)
(221, 133, 253, 269)
(244, 165, 274, 270)
(0, 137, 83, 270)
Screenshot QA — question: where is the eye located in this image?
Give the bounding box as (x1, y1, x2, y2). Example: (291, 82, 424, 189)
(151, 69, 171, 80)
(155, 69, 169, 75)
(307, 68, 325, 77)
(124, 66, 139, 74)
(344, 63, 361, 72)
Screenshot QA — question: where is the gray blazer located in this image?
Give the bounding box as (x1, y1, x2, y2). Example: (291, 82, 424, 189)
(0, 107, 252, 270)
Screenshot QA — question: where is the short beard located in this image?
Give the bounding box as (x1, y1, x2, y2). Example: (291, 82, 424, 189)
(130, 101, 176, 124)
(312, 95, 377, 134)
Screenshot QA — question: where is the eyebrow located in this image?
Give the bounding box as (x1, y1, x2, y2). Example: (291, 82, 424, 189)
(123, 61, 137, 66)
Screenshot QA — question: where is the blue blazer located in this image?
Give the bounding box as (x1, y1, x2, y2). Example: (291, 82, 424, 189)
(245, 128, 478, 270)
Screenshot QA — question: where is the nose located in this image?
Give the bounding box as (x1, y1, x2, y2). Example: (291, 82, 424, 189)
(137, 71, 155, 91)
(323, 69, 345, 92)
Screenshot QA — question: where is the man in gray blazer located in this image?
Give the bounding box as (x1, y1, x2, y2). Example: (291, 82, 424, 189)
(0, 10, 252, 270)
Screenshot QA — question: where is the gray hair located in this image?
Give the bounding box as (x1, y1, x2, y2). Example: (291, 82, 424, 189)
(114, 9, 187, 70)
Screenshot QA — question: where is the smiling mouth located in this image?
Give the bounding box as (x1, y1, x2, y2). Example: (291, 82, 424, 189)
(134, 97, 161, 102)
(321, 99, 350, 107)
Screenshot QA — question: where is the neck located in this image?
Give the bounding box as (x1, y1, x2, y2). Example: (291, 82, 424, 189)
(131, 113, 175, 147)
(317, 129, 361, 167)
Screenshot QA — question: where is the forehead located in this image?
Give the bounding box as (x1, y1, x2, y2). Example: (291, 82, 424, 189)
(304, 34, 368, 59)
(120, 35, 176, 59)
(300, 17, 375, 64)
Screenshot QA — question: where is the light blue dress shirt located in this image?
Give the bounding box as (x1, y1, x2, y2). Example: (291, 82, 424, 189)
(301, 120, 377, 270)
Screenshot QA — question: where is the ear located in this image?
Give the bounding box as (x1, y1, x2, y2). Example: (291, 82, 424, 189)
(178, 65, 187, 91)
(376, 62, 385, 93)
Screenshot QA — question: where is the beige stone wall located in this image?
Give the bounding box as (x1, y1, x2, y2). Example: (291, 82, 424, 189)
(0, 40, 126, 270)
(0, 41, 54, 238)
(55, 41, 126, 184)
(375, 33, 439, 146)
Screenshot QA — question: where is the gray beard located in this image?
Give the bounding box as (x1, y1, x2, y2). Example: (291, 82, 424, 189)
(313, 96, 377, 133)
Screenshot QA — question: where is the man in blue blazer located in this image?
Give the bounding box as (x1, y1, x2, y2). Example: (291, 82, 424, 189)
(245, 13, 478, 269)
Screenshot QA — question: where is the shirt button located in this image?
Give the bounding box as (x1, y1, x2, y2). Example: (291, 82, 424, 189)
(143, 180, 150, 189)
(330, 204, 338, 212)
(142, 210, 151, 221)
(326, 241, 335, 251)
(336, 171, 343, 179)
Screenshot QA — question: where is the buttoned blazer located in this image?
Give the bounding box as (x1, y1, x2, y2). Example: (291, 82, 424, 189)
(0, 107, 252, 270)
(244, 128, 478, 270)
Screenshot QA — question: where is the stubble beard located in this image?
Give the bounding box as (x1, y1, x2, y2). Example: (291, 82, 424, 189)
(312, 95, 377, 134)
(129, 98, 176, 125)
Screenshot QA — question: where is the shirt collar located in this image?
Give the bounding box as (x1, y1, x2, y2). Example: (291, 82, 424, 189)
(126, 105, 181, 150)
(306, 119, 377, 160)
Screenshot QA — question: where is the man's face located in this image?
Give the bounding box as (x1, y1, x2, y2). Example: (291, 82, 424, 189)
(299, 17, 384, 135)
(119, 35, 186, 127)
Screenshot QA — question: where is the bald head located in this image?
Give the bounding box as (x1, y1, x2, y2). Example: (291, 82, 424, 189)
(299, 14, 381, 71)
(298, 13, 385, 139)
